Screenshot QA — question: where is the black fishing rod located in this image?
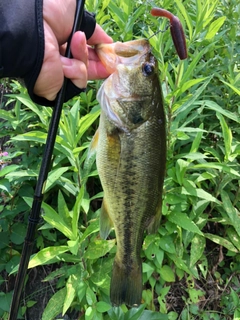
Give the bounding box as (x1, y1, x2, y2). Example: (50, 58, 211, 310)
(8, 1, 85, 318)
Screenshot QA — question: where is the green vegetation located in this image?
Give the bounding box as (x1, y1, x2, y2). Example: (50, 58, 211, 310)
(0, 0, 239, 319)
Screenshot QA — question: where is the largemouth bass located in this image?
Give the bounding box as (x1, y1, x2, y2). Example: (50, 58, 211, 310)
(94, 39, 166, 307)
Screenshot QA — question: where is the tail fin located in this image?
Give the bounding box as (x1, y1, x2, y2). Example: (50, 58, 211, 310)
(110, 259, 142, 307)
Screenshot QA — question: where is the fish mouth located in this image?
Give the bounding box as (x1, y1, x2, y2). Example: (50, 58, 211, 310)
(95, 39, 150, 74)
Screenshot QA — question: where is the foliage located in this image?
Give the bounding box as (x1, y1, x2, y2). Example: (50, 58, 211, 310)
(0, 0, 240, 319)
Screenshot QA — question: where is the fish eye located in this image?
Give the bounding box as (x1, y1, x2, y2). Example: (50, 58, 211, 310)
(142, 62, 154, 76)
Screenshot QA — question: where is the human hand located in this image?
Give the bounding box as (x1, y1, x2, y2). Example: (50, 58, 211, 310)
(34, 0, 113, 102)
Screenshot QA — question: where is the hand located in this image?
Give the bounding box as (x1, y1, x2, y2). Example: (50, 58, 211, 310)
(34, 0, 113, 102)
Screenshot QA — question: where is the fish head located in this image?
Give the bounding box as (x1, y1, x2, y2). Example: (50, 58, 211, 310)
(96, 39, 159, 130)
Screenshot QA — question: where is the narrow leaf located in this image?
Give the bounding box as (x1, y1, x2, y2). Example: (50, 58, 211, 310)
(182, 180, 220, 204)
(168, 211, 203, 235)
(0, 164, 19, 177)
(28, 246, 69, 268)
(44, 167, 70, 193)
(221, 190, 240, 237)
(216, 112, 232, 161)
(72, 185, 85, 238)
(63, 275, 78, 315)
(42, 288, 66, 320)
(205, 16, 226, 40)
(41, 202, 73, 239)
(192, 162, 240, 177)
(221, 80, 240, 95)
(205, 233, 238, 252)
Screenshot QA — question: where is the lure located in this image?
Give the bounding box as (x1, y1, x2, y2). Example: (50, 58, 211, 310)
(150, 7, 187, 60)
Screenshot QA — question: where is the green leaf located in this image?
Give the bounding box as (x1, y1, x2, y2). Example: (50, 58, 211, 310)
(139, 310, 168, 320)
(15, 94, 47, 124)
(174, 78, 211, 117)
(107, 306, 125, 320)
(28, 246, 69, 268)
(41, 202, 73, 239)
(44, 167, 70, 193)
(159, 265, 175, 282)
(192, 162, 240, 177)
(86, 287, 97, 305)
(205, 233, 238, 253)
(226, 227, 240, 251)
(0, 292, 12, 312)
(96, 301, 112, 313)
(0, 164, 19, 177)
(168, 211, 203, 236)
(190, 123, 204, 153)
(63, 274, 78, 315)
(67, 237, 79, 255)
(205, 16, 226, 40)
(76, 109, 100, 141)
(203, 100, 240, 123)
(143, 262, 155, 274)
(10, 223, 26, 245)
(11, 131, 74, 159)
(72, 185, 84, 238)
(84, 239, 115, 260)
(221, 191, 240, 237)
(234, 308, 240, 319)
(0, 109, 15, 122)
(190, 234, 206, 267)
(80, 219, 100, 243)
(85, 306, 95, 320)
(58, 190, 70, 222)
(6, 256, 21, 274)
(182, 179, 220, 204)
(125, 304, 146, 320)
(216, 113, 232, 161)
(220, 80, 240, 95)
(6, 169, 38, 180)
(159, 236, 176, 254)
(42, 288, 66, 320)
(0, 178, 11, 193)
(26, 300, 37, 308)
(176, 159, 188, 185)
(167, 254, 191, 274)
(0, 232, 10, 249)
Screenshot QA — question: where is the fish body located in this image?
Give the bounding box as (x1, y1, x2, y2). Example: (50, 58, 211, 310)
(95, 39, 166, 307)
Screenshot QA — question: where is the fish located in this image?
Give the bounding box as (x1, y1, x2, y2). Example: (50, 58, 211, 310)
(94, 39, 166, 307)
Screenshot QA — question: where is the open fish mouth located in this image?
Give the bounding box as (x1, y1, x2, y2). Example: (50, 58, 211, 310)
(95, 39, 151, 74)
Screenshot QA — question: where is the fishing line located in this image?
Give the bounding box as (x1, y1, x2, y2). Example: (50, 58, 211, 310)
(147, 24, 170, 40)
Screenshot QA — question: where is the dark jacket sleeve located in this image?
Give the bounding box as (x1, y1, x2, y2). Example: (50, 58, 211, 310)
(0, 0, 96, 106)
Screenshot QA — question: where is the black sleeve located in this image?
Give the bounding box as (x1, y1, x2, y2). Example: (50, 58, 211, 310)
(0, 0, 96, 106)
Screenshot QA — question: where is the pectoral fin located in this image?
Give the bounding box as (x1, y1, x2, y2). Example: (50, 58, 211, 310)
(100, 199, 113, 239)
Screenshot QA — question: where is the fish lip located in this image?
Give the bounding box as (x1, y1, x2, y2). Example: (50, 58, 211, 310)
(95, 39, 151, 74)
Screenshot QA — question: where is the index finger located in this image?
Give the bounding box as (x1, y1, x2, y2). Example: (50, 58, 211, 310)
(87, 24, 113, 45)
